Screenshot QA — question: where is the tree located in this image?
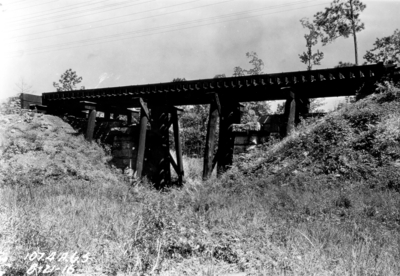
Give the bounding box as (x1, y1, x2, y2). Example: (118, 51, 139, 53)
(179, 104, 209, 156)
(234, 51, 264, 76)
(299, 18, 324, 71)
(309, 98, 325, 113)
(297, 18, 326, 114)
(364, 29, 400, 65)
(53, 69, 84, 92)
(335, 61, 355, 67)
(296, 19, 326, 115)
(314, 0, 366, 65)
(232, 67, 245, 77)
(245, 51, 264, 75)
(232, 52, 271, 123)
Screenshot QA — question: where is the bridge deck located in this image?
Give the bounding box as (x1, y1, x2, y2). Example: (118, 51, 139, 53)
(42, 63, 398, 110)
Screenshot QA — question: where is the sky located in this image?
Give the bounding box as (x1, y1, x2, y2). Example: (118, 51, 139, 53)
(0, 0, 399, 111)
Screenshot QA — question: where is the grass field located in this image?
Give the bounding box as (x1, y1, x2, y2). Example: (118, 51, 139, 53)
(0, 82, 400, 275)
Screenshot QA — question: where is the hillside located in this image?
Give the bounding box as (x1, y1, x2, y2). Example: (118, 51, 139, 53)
(0, 82, 400, 276)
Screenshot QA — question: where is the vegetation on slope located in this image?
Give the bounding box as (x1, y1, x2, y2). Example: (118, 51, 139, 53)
(237, 81, 400, 186)
(0, 82, 399, 276)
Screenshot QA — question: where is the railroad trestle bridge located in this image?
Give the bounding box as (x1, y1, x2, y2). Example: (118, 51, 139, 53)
(38, 62, 398, 187)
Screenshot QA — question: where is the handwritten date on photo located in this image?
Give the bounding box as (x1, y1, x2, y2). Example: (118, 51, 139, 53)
(24, 251, 90, 275)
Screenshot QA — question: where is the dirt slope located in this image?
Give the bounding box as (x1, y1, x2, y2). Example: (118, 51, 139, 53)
(235, 82, 400, 191)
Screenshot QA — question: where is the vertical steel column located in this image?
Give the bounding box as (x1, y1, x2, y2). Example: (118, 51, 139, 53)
(151, 107, 171, 188)
(285, 90, 296, 136)
(85, 109, 96, 142)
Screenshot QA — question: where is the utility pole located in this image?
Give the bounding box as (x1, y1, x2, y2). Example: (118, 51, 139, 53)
(349, 0, 358, 65)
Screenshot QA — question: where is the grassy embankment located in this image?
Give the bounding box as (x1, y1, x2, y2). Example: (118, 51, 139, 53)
(0, 82, 399, 276)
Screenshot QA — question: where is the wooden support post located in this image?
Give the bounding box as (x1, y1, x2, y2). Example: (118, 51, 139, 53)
(217, 101, 241, 176)
(135, 100, 148, 179)
(171, 108, 184, 185)
(203, 101, 219, 180)
(85, 109, 96, 142)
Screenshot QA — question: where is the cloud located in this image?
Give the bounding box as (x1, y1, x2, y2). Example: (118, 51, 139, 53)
(96, 72, 114, 88)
